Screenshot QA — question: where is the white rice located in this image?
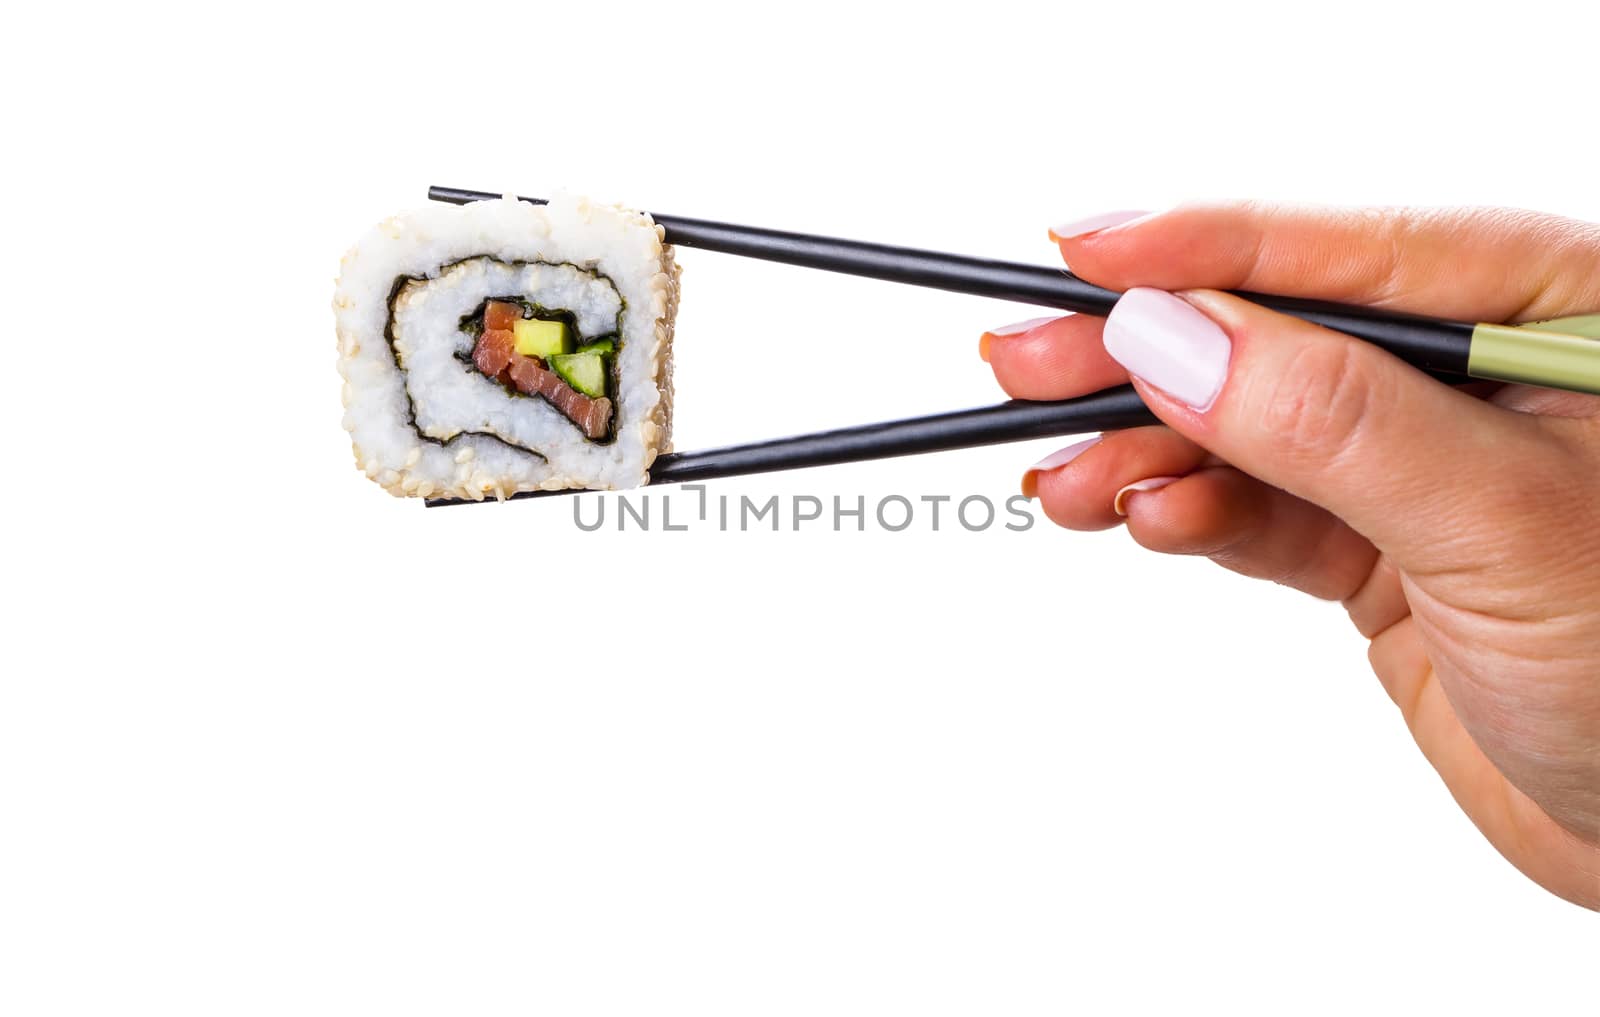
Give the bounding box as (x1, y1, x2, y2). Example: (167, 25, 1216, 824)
(333, 195, 678, 500)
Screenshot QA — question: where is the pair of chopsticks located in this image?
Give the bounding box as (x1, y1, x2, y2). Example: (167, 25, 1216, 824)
(425, 185, 1600, 507)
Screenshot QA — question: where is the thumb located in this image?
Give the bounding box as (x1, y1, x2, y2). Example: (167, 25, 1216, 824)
(1100, 287, 1568, 575)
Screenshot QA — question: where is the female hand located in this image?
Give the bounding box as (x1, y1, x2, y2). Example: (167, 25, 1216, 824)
(982, 204, 1600, 908)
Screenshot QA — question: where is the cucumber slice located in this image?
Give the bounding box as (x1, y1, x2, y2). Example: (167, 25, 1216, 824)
(548, 353, 606, 397)
(575, 338, 615, 355)
(512, 318, 572, 358)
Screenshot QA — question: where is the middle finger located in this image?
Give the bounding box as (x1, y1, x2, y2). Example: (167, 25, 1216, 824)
(982, 313, 1128, 401)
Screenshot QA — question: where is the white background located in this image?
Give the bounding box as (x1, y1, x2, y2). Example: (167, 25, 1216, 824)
(2, 1, 1596, 1013)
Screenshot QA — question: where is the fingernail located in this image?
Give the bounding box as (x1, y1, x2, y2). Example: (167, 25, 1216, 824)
(1114, 476, 1180, 516)
(1020, 435, 1101, 499)
(1048, 210, 1149, 242)
(986, 315, 1061, 338)
(1103, 288, 1231, 411)
(981, 315, 1062, 362)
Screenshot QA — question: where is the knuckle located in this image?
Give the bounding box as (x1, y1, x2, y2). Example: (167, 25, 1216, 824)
(1126, 504, 1227, 558)
(1254, 340, 1379, 466)
(1126, 520, 1190, 554)
(1363, 208, 1417, 304)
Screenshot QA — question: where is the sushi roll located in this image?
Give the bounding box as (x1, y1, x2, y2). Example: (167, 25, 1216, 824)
(333, 194, 678, 499)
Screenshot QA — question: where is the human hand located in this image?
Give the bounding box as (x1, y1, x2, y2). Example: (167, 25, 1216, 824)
(982, 204, 1600, 908)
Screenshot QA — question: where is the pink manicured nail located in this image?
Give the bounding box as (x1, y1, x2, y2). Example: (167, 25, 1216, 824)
(1020, 435, 1101, 499)
(1048, 210, 1149, 242)
(1030, 436, 1101, 473)
(1103, 288, 1232, 411)
(985, 315, 1061, 338)
(1113, 476, 1180, 516)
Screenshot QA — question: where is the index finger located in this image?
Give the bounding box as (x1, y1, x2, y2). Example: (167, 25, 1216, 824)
(1055, 202, 1600, 324)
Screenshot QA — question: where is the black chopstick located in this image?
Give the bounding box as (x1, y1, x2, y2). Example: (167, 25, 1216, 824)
(429, 185, 1478, 379)
(424, 387, 1158, 507)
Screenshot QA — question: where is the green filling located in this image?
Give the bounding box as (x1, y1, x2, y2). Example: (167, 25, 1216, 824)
(548, 353, 607, 398)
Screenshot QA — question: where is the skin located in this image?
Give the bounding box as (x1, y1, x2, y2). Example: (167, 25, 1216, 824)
(983, 204, 1600, 909)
